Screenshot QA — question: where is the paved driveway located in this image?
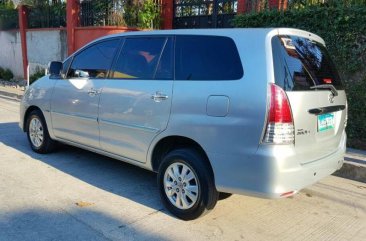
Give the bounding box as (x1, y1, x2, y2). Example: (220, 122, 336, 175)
(0, 97, 365, 241)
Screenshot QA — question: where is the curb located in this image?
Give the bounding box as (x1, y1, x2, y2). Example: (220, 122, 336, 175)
(335, 149, 366, 183)
(333, 162, 366, 183)
(0, 90, 22, 102)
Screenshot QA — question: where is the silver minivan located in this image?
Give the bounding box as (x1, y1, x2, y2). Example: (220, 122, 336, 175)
(20, 28, 347, 220)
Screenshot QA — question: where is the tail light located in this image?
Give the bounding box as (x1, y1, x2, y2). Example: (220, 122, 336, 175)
(263, 84, 294, 144)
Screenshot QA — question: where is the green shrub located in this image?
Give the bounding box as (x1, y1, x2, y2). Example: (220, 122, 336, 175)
(1, 68, 14, 81)
(29, 68, 45, 84)
(233, 5, 366, 149)
(0, 67, 4, 79)
(345, 79, 366, 148)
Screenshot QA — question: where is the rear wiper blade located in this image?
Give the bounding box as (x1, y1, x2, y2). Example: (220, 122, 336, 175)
(310, 84, 338, 96)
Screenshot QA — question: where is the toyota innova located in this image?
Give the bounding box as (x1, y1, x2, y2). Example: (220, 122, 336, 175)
(20, 28, 347, 220)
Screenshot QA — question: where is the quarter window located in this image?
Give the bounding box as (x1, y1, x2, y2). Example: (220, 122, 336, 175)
(61, 57, 72, 77)
(111, 37, 168, 79)
(68, 39, 120, 79)
(175, 36, 243, 80)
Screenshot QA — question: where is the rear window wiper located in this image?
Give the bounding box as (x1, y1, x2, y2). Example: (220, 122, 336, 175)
(310, 84, 338, 96)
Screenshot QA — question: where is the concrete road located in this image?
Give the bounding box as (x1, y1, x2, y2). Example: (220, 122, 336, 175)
(0, 97, 365, 241)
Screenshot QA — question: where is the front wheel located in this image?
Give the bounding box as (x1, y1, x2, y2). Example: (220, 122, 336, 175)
(157, 148, 218, 220)
(26, 110, 56, 154)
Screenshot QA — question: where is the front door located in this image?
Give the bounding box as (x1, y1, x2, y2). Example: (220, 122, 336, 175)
(50, 38, 121, 148)
(98, 36, 174, 163)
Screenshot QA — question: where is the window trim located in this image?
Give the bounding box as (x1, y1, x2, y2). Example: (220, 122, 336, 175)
(64, 34, 244, 82)
(66, 37, 122, 79)
(109, 35, 175, 81)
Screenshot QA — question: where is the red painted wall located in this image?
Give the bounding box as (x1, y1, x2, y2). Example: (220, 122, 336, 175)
(73, 26, 139, 51)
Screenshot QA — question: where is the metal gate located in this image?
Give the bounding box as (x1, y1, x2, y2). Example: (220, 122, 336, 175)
(173, 0, 238, 29)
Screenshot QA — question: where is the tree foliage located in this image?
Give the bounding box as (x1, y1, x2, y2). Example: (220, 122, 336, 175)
(79, 0, 161, 28)
(138, 0, 160, 29)
(0, 1, 17, 30)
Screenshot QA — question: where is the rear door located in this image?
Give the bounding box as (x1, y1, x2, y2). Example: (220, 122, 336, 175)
(98, 36, 174, 163)
(271, 33, 347, 164)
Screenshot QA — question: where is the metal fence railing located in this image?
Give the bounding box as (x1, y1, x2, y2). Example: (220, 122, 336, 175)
(79, 0, 162, 28)
(79, 0, 124, 26)
(0, 9, 18, 30)
(27, 2, 66, 28)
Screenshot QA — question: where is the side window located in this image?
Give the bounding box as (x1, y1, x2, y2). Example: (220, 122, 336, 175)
(68, 39, 120, 79)
(111, 37, 167, 79)
(175, 36, 243, 80)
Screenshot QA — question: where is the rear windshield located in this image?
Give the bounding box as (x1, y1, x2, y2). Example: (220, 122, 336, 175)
(272, 35, 344, 90)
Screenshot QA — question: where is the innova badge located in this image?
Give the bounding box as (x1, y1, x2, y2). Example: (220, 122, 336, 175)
(328, 93, 335, 103)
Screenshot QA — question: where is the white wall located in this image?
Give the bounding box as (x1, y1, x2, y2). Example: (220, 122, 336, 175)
(0, 30, 23, 79)
(26, 29, 67, 75)
(0, 29, 68, 80)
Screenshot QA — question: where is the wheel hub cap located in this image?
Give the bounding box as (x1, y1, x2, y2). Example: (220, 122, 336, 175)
(29, 117, 44, 148)
(164, 162, 199, 210)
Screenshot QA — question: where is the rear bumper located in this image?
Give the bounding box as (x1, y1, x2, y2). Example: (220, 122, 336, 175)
(210, 131, 346, 198)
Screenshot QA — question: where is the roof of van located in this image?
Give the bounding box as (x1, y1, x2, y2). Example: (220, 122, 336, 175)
(72, 28, 324, 56)
(101, 28, 323, 44)
(110, 28, 276, 36)
(101, 28, 273, 40)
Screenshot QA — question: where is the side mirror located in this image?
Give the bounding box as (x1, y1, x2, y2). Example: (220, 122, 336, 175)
(48, 61, 62, 78)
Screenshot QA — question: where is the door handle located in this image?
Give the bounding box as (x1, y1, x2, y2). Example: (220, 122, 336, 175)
(88, 88, 101, 96)
(151, 92, 168, 102)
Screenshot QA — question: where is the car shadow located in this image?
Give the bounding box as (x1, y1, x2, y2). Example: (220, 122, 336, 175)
(0, 122, 165, 214)
(0, 208, 169, 241)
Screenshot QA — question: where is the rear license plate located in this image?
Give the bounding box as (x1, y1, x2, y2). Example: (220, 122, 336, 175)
(318, 113, 335, 132)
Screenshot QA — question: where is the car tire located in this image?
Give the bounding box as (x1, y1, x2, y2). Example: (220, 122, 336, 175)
(157, 148, 218, 220)
(26, 110, 56, 154)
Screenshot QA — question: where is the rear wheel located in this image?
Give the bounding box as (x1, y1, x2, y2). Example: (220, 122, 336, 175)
(157, 148, 218, 220)
(26, 110, 56, 154)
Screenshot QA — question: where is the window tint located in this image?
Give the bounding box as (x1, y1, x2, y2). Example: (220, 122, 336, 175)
(175, 36, 243, 80)
(111, 37, 167, 79)
(68, 39, 120, 78)
(272, 35, 343, 90)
